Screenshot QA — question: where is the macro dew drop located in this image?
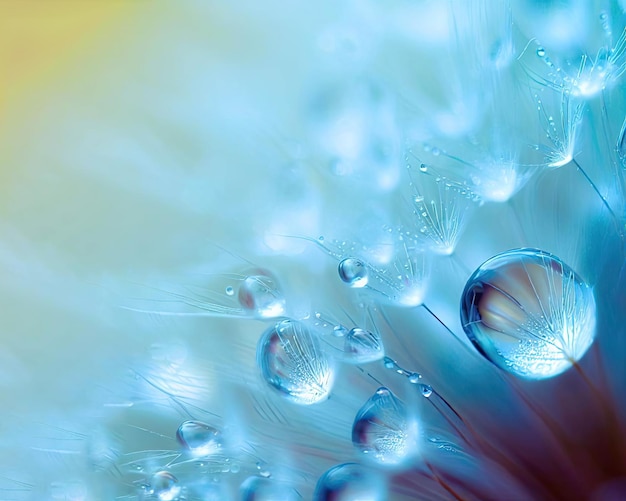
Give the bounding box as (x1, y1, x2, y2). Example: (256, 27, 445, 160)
(240, 476, 301, 501)
(313, 463, 386, 501)
(352, 387, 419, 465)
(176, 420, 222, 456)
(147, 471, 181, 501)
(238, 269, 286, 318)
(257, 319, 334, 405)
(460, 248, 596, 379)
(338, 257, 369, 288)
(343, 327, 384, 363)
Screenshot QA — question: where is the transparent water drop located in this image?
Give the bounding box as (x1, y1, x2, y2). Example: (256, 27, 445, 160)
(240, 476, 301, 501)
(343, 327, 384, 364)
(176, 420, 222, 456)
(460, 248, 596, 379)
(420, 384, 432, 398)
(225, 286, 234, 296)
(257, 319, 334, 405)
(313, 463, 385, 501)
(238, 270, 286, 318)
(419, 163, 428, 172)
(148, 471, 181, 501)
(338, 258, 369, 288)
(333, 324, 349, 337)
(408, 372, 421, 384)
(352, 387, 419, 465)
(536, 47, 546, 57)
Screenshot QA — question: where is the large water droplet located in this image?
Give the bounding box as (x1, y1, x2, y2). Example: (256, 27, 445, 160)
(240, 477, 301, 501)
(176, 420, 222, 456)
(460, 248, 596, 379)
(338, 258, 369, 288)
(313, 463, 385, 501)
(148, 471, 181, 501)
(352, 387, 419, 465)
(257, 319, 334, 405)
(238, 270, 286, 318)
(343, 327, 384, 363)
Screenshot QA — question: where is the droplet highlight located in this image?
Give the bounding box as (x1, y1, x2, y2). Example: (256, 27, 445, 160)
(352, 387, 419, 465)
(338, 257, 369, 288)
(257, 319, 334, 405)
(176, 420, 222, 456)
(460, 248, 596, 379)
(343, 327, 384, 364)
(313, 463, 385, 501)
(238, 270, 286, 318)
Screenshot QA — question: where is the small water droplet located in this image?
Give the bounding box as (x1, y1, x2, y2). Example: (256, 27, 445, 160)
(240, 476, 299, 501)
(148, 471, 181, 501)
(313, 463, 386, 501)
(408, 372, 421, 384)
(176, 420, 222, 456)
(338, 258, 369, 288)
(257, 319, 334, 405)
(383, 357, 395, 369)
(419, 163, 428, 172)
(352, 387, 419, 464)
(225, 286, 234, 296)
(536, 47, 546, 57)
(420, 384, 433, 397)
(344, 328, 384, 363)
(333, 325, 349, 337)
(238, 270, 286, 318)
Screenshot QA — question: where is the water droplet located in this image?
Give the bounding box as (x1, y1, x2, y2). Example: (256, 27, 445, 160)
(383, 357, 395, 369)
(176, 420, 221, 456)
(419, 163, 428, 172)
(333, 324, 349, 337)
(240, 476, 300, 501)
(257, 319, 334, 405)
(460, 248, 596, 379)
(238, 270, 286, 318)
(338, 258, 369, 288)
(420, 384, 432, 398)
(537, 47, 546, 57)
(313, 463, 385, 501)
(352, 387, 419, 464)
(148, 471, 181, 501)
(344, 327, 384, 364)
(225, 286, 234, 296)
(230, 462, 241, 473)
(408, 372, 421, 384)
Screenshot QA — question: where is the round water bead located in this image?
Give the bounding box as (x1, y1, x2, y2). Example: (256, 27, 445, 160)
(343, 327, 384, 364)
(240, 477, 301, 501)
(313, 463, 385, 501)
(338, 258, 369, 288)
(147, 471, 181, 501)
(238, 269, 286, 318)
(257, 319, 334, 405)
(176, 420, 222, 456)
(460, 248, 596, 379)
(352, 387, 419, 465)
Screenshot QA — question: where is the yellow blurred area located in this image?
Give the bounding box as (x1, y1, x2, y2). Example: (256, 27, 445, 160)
(0, 1, 138, 117)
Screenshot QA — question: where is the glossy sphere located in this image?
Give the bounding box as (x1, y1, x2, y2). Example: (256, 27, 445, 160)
(352, 387, 418, 465)
(240, 476, 301, 501)
(343, 327, 384, 364)
(460, 248, 596, 379)
(148, 471, 180, 501)
(176, 420, 221, 456)
(338, 258, 369, 288)
(257, 319, 334, 405)
(238, 270, 286, 318)
(313, 463, 385, 501)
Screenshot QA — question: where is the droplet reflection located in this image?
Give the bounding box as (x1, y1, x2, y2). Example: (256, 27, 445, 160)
(338, 257, 369, 288)
(460, 248, 596, 379)
(352, 387, 419, 465)
(257, 319, 334, 405)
